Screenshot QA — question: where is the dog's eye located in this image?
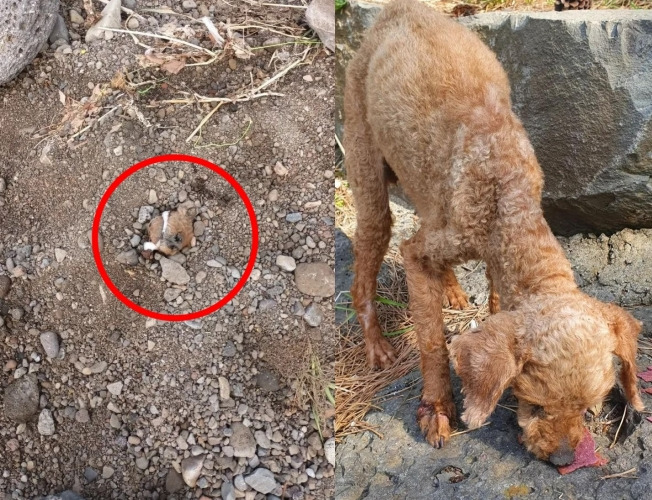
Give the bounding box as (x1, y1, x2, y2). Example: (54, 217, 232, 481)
(174, 234, 182, 243)
(531, 404, 547, 418)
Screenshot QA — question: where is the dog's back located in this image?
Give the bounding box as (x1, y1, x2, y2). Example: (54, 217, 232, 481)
(345, 0, 529, 219)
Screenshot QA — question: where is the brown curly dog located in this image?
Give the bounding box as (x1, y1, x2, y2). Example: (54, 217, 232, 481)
(344, 0, 644, 463)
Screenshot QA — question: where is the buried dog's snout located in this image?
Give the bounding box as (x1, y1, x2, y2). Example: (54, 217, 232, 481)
(549, 438, 574, 466)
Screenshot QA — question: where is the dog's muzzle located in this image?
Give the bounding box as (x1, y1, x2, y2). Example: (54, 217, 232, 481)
(549, 438, 574, 466)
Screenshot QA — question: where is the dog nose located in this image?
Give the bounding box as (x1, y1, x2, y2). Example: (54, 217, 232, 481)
(549, 439, 575, 466)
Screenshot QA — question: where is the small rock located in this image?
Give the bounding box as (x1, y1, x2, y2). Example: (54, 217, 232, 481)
(324, 438, 335, 466)
(107, 381, 123, 396)
(90, 361, 108, 374)
(262, 37, 282, 52)
(117, 250, 139, 266)
(286, 213, 302, 223)
(306, 0, 335, 52)
(148, 189, 158, 204)
(4, 374, 39, 422)
(75, 409, 90, 423)
(230, 422, 256, 458)
(268, 189, 279, 202)
(86, 0, 122, 43)
(0, 275, 11, 298)
(256, 369, 281, 392)
(193, 220, 206, 237)
(223, 341, 237, 357)
(218, 376, 230, 400)
(138, 205, 154, 223)
(49, 14, 70, 44)
(126, 17, 139, 29)
(136, 457, 149, 470)
(40, 331, 60, 358)
(70, 10, 84, 24)
(102, 466, 115, 479)
(181, 454, 205, 487)
(195, 271, 207, 284)
(245, 468, 278, 494)
(276, 255, 296, 272)
(182, 0, 197, 10)
(164, 288, 182, 302)
(166, 468, 184, 493)
(160, 257, 190, 285)
(130, 234, 141, 247)
(273, 161, 288, 176)
(221, 481, 236, 500)
(84, 467, 99, 482)
(254, 430, 271, 449)
(38, 409, 55, 436)
(294, 263, 335, 297)
(303, 303, 323, 327)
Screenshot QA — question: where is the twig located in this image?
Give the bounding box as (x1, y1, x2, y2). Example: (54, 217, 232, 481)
(450, 422, 491, 437)
(600, 467, 637, 480)
(98, 27, 217, 57)
(609, 405, 627, 449)
(201, 17, 225, 48)
(68, 105, 119, 141)
(497, 403, 517, 413)
(186, 103, 225, 144)
(194, 119, 252, 149)
(335, 132, 345, 156)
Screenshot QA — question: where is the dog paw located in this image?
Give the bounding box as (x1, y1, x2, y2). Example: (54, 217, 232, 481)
(444, 287, 469, 310)
(417, 400, 454, 448)
(366, 336, 397, 370)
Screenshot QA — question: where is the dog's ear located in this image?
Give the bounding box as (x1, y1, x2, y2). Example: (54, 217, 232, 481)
(449, 311, 526, 428)
(603, 303, 644, 411)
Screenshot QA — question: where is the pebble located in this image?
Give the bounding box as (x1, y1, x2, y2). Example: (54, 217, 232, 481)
(4, 374, 39, 423)
(324, 438, 335, 466)
(84, 467, 99, 482)
(181, 454, 205, 487)
(274, 161, 288, 176)
(193, 220, 206, 237)
(38, 409, 55, 436)
(245, 468, 278, 494)
(230, 422, 256, 458)
(90, 361, 108, 374)
(130, 234, 141, 247)
(286, 213, 302, 223)
(55, 248, 67, 263)
(221, 481, 236, 500)
(195, 271, 207, 284)
(137, 205, 154, 224)
(102, 466, 115, 479)
(3, 359, 17, 372)
(268, 189, 279, 202)
(303, 303, 324, 327)
(69, 9, 84, 24)
(117, 250, 139, 266)
(294, 263, 335, 297)
(254, 430, 271, 449)
(164, 288, 181, 302)
(182, 0, 197, 9)
(255, 369, 281, 393)
(136, 457, 149, 470)
(166, 468, 184, 493)
(218, 376, 231, 400)
(107, 381, 123, 396)
(160, 257, 190, 285)
(148, 189, 158, 204)
(40, 331, 60, 358)
(276, 255, 296, 272)
(75, 409, 90, 423)
(0, 275, 11, 298)
(126, 17, 139, 29)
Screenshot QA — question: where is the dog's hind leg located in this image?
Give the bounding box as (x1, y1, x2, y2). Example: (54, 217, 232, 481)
(485, 264, 501, 314)
(401, 230, 457, 448)
(345, 77, 396, 370)
(442, 267, 469, 310)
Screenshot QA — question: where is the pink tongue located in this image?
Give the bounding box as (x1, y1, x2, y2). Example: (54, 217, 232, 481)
(557, 428, 607, 475)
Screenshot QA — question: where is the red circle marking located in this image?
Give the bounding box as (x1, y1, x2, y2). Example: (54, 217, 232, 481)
(92, 154, 259, 321)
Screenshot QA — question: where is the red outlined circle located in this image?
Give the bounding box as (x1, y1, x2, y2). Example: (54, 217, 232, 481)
(92, 154, 259, 321)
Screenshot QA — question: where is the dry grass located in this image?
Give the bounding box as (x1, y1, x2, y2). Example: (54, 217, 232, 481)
(335, 248, 489, 440)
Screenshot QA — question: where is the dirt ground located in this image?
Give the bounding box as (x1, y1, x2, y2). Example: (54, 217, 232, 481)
(0, 1, 335, 499)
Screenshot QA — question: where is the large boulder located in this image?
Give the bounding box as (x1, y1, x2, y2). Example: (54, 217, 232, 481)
(0, 0, 60, 85)
(337, 3, 652, 235)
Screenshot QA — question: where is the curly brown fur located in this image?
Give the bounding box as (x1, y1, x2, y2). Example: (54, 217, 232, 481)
(145, 209, 193, 256)
(344, 0, 643, 460)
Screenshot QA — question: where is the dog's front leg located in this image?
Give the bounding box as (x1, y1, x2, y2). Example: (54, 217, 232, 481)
(401, 234, 456, 448)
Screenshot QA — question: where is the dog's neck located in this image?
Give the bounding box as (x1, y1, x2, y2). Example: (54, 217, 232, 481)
(488, 179, 577, 309)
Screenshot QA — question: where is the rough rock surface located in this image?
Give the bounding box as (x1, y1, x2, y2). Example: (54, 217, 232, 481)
(306, 0, 335, 52)
(335, 222, 652, 499)
(0, 0, 60, 85)
(336, 2, 652, 235)
(3, 374, 40, 423)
